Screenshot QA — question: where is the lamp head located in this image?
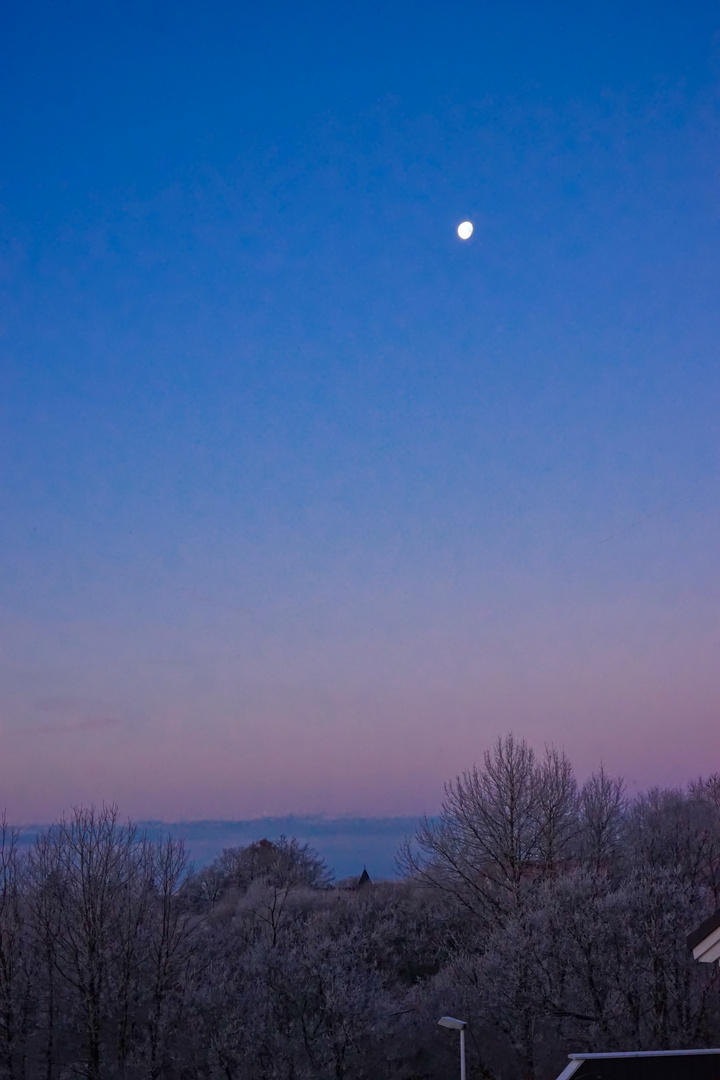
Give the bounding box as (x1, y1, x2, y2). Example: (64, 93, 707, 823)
(438, 1016, 467, 1031)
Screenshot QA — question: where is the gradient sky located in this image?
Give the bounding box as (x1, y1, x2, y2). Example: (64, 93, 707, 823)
(1, 0, 719, 823)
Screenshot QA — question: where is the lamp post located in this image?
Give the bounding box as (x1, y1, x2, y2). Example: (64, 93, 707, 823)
(438, 1016, 467, 1080)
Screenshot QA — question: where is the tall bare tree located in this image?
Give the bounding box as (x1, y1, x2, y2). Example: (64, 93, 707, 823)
(399, 735, 580, 920)
(578, 765, 627, 873)
(146, 836, 199, 1080)
(0, 816, 32, 1080)
(31, 806, 146, 1080)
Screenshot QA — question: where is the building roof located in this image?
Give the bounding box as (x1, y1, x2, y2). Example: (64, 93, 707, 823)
(555, 1049, 720, 1080)
(687, 909, 720, 953)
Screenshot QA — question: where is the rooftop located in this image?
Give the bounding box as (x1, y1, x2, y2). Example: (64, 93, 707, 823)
(556, 1049, 720, 1080)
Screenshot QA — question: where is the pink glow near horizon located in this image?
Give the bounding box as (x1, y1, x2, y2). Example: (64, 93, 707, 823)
(3, 575, 718, 824)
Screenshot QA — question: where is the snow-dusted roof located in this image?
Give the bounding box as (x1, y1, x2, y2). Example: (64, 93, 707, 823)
(555, 1049, 720, 1080)
(687, 908, 720, 963)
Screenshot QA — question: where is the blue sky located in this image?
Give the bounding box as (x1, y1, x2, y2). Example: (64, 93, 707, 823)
(1, 0, 719, 821)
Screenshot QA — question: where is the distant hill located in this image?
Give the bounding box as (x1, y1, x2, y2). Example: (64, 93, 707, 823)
(13, 815, 420, 881)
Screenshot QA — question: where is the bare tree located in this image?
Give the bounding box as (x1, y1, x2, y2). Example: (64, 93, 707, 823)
(31, 806, 146, 1080)
(535, 746, 580, 873)
(219, 838, 332, 947)
(578, 766, 627, 873)
(145, 836, 200, 1080)
(0, 816, 32, 1080)
(210, 837, 331, 898)
(26, 832, 63, 1080)
(111, 832, 152, 1075)
(626, 786, 720, 901)
(399, 735, 579, 920)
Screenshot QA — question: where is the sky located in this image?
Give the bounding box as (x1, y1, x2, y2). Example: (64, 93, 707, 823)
(1, 0, 719, 824)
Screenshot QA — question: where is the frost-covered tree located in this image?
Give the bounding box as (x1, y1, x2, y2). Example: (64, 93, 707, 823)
(399, 735, 582, 921)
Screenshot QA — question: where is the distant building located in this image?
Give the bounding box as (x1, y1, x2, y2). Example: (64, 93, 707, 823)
(335, 868, 373, 891)
(356, 867, 372, 889)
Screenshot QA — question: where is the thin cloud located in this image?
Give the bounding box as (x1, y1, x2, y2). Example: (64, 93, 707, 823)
(26, 716, 123, 735)
(6, 697, 137, 736)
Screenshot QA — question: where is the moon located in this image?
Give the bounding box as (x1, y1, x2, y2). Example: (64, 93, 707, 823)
(457, 221, 473, 240)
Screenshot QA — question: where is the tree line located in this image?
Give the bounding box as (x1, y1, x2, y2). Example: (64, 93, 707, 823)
(2, 735, 720, 1080)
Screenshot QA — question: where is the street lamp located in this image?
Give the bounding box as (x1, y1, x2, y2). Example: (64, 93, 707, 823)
(438, 1016, 467, 1080)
